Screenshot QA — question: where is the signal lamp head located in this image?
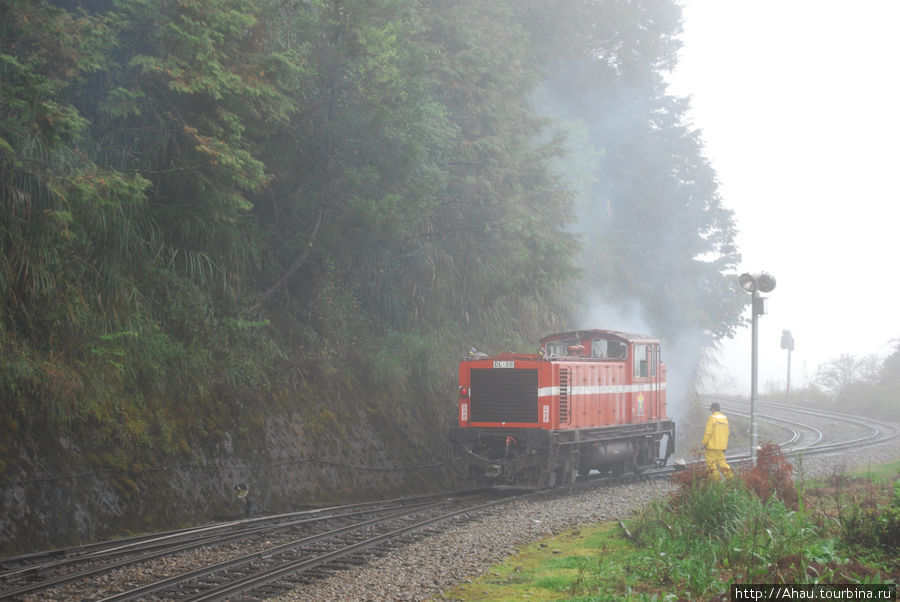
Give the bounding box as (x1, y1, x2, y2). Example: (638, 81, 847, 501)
(739, 271, 776, 293)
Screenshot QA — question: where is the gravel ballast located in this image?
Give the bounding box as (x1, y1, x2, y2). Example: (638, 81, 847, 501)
(275, 437, 900, 601)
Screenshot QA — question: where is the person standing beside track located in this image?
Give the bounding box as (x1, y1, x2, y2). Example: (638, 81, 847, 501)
(702, 402, 733, 480)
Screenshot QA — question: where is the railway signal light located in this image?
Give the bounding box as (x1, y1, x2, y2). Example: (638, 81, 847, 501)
(780, 330, 794, 351)
(739, 271, 776, 463)
(739, 271, 776, 293)
(781, 330, 794, 394)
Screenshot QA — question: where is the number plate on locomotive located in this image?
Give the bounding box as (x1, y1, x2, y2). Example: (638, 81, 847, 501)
(492, 360, 514, 369)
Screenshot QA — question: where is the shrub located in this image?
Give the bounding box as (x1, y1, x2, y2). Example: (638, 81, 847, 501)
(875, 504, 900, 550)
(740, 443, 798, 509)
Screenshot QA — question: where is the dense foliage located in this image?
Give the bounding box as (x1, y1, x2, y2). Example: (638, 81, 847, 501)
(1, 0, 741, 472)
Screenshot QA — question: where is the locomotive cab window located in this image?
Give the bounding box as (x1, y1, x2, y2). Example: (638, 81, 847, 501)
(545, 341, 565, 358)
(590, 339, 626, 359)
(633, 344, 657, 378)
(546, 339, 581, 358)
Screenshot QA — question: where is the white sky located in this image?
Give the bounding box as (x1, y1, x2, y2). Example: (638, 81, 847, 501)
(667, 0, 900, 394)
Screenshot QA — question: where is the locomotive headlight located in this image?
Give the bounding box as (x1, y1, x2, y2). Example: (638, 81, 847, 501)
(458, 386, 469, 398)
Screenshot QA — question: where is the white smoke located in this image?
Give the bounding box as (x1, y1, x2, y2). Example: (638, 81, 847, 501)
(577, 296, 708, 436)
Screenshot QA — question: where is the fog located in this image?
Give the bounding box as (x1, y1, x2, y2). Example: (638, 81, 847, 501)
(527, 0, 900, 411)
(669, 0, 900, 395)
(532, 54, 737, 417)
(578, 300, 704, 431)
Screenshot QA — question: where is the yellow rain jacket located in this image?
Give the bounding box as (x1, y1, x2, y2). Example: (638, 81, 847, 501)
(702, 411, 729, 451)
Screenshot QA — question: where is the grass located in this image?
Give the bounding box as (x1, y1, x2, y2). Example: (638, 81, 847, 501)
(443, 448, 900, 600)
(444, 522, 639, 600)
(848, 460, 900, 484)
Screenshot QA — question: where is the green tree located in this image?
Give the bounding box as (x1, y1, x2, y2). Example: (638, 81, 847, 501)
(420, 0, 577, 344)
(248, 0, 579, 385)
(0, 1, 136, 338)
(90, 0, 295, 303)
(0, 0, 754, 546)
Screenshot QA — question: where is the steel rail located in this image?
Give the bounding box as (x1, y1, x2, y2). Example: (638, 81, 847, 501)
(98, 501, 455, 602)
(722, 407, 822, 451)
(0, 499, 442, 600)
(179, 496, 519, 602)
(0, 493, 447, 579)
(709, 398, 897, 468)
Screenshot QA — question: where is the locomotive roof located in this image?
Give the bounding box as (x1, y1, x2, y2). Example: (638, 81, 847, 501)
(539, 329, 658, 344)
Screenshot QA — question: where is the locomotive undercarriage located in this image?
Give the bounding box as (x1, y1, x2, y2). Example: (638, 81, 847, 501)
(451, 421, 675, 489)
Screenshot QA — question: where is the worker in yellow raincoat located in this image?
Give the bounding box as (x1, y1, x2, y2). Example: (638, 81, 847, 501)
(701, 402, 733, 479)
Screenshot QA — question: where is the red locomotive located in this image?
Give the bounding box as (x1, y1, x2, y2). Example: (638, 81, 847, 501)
(452, 329, 675, 488)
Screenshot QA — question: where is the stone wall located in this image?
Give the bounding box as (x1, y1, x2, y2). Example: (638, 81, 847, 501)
(0, 410, 451, 555)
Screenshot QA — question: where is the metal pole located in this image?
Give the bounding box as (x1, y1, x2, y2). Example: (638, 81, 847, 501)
(750, 289, 759, 463)
(786, 347, 792, 395)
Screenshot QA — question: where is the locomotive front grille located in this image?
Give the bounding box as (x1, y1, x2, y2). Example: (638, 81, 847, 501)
(469, 368, 538, 423)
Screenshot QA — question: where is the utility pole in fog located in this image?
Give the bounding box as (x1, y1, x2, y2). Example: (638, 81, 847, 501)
(781, 330, 794, 394)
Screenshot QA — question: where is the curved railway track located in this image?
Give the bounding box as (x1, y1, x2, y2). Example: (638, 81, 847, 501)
(716, 398, 897, 466)
(1, 403, 896, 601)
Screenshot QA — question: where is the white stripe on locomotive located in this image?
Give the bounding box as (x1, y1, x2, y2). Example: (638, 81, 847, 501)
(537, 382, 666, 397)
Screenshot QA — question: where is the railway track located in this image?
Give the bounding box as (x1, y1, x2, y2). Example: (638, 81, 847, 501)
(2, 403, 895, 601)
(716, 398, 897, 467)
(0, 491, 525, 601)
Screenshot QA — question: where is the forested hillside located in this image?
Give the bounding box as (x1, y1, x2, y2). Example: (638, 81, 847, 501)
(0, 0, 742, 550)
